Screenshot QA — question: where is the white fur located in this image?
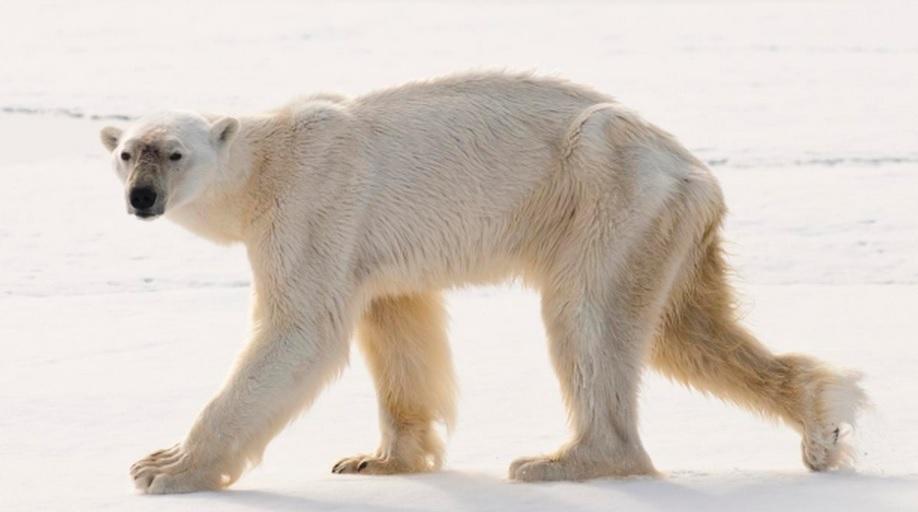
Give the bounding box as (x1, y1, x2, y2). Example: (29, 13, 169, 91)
(101, 72, 865, 493)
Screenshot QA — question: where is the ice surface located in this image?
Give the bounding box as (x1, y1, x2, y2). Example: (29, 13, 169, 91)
(1, 1, 917, 510)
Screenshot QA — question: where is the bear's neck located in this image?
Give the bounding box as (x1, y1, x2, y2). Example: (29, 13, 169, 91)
(166, 115, 279, 245)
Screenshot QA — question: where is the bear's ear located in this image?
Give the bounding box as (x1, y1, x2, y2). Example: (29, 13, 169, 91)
(100, 126, 123, 152)
(210, 117, 239, 147)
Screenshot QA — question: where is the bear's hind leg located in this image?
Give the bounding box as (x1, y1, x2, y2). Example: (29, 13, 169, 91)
(509, 270, 662, 482)
(333, 292, 456, 475)
(510, 170, 715, 481)
(651, 230, 867, 471)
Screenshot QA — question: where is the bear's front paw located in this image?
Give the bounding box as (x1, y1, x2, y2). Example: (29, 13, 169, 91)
(129, 443, 232, 494)
(332, 452, 435, 475)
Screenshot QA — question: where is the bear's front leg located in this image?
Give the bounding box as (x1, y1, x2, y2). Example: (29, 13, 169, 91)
(332, 293, 456, 475)
(130, 289, 353, 494)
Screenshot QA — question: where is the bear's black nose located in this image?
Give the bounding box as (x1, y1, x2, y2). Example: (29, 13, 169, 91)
(129, 186, 158, 210)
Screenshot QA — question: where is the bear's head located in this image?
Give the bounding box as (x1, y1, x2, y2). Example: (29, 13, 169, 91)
(100, 112, 238, 220)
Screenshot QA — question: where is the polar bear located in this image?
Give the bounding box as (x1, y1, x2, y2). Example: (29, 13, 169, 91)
(100, 72, 866, 494)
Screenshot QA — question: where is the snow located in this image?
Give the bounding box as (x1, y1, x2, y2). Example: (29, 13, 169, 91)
(1, 1, 917, 510)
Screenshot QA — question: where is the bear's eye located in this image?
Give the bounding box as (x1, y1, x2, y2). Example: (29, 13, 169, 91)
(169, 152, 182, 161)
(120, 151, 131, 161)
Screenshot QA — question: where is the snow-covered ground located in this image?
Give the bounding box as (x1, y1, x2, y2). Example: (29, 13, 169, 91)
(1, 1, 917, 510)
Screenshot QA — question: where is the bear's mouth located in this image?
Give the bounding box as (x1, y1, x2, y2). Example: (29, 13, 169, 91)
(130, 208, 164, 220)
